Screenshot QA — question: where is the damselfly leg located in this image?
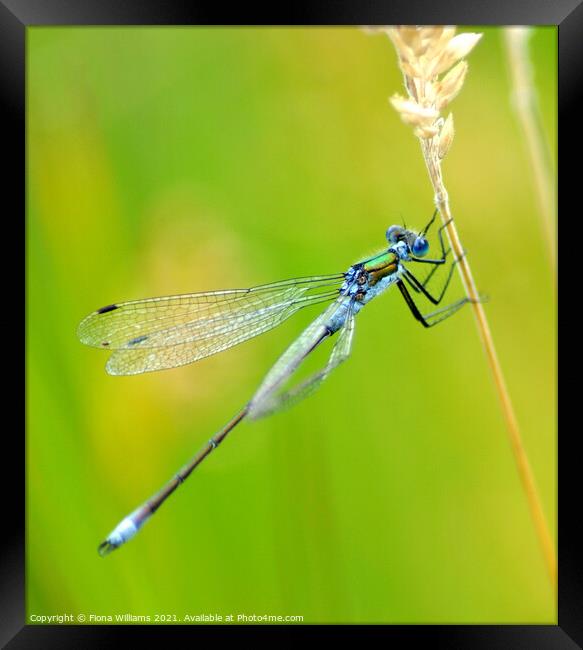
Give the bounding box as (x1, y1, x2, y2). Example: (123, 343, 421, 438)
(396, 279, 478, 328)
(411, 216, 453, 289)
(397, 213, 478, 326)
(403, 247, 464, 306)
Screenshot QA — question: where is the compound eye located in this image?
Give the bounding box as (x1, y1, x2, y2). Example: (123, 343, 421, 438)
(412, 236, 429, 257)
(386, 225, 403, 244)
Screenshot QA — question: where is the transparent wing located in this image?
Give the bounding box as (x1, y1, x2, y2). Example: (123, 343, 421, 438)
(77, 274, 344, 375)
(248, 298, 356, 420)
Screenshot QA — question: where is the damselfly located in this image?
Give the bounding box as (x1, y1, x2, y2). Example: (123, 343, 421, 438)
(78, 210, 479, 556)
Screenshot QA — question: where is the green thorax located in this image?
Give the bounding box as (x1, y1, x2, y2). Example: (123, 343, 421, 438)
(362, 251, 399, 286)
(363, 251, 398, 271)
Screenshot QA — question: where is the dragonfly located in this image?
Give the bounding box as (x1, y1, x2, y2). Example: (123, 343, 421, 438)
(78, 210, 478, 556)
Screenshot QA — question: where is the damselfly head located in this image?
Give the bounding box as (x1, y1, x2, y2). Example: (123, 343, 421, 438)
(386, 225, 430, 258)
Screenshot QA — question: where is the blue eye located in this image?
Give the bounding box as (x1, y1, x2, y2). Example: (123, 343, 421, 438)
(412, 236, 429, 257)
(386, 225, 403, 244)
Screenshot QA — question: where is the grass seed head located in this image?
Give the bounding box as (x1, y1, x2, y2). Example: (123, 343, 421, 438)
(387, 26, 481, 153)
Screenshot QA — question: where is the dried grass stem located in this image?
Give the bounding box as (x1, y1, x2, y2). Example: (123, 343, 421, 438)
(388, 26, 556, 590)
(504, 27, 556, 269)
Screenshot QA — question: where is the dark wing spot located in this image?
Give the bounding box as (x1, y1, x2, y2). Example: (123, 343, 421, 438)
(101, 342, 110, 347)
(97, 304, 119, 314)
(128, 335, 148, 346)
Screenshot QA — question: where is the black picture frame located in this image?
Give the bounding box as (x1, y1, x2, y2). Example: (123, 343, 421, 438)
(9, 1, 576, 647)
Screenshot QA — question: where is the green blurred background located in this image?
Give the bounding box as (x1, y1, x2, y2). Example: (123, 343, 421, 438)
(27, 27, 556, 624)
